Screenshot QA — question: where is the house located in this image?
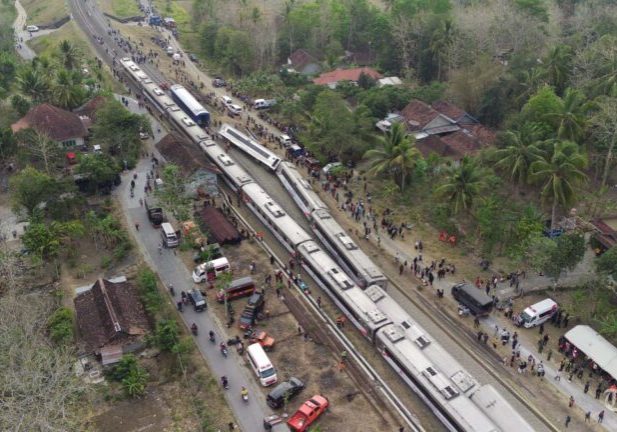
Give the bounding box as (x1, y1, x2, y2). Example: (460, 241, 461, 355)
(313, 67, 382, 89)
(591, 218, 617, 254)
(74, 277, 149, 365)
(287, 49, 321, 75)
(399, 99, 495, 159)
(11, 103, 89, 148)
(74, 95, 107, 125)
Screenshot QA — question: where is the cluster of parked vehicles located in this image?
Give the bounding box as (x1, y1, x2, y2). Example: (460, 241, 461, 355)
(120, 57, 536, 432)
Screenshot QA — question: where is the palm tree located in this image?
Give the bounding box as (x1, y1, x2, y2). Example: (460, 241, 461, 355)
(58, 40, 79, 70)
(546, 88, 593, 142)
(53, 69, 82, 109)
(429, 18, 456, 81)
(516, 67, 547, 106)
(435, 157, 487, 214)
(529, 140, 588, 228)
(494, 124, 546, 186)
(544, 45, 572, 95)
(17, 68, 50, 102)
(364, 123, 421, 192)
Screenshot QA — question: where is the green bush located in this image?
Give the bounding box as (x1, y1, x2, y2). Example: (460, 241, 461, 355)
(48, 307, 74, 345)
(109, 354, 149, 398)
(137, 268, 163, 314)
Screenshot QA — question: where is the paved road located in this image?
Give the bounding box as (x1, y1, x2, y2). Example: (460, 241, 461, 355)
(12, 0, 37, 60)
(115, 96, 268, 431)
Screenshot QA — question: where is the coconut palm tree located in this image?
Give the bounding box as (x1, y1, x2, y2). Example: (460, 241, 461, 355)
(52, 69, 83, 109)
(58, 40, 79, 70)
(429, 18, 456, 81)
(516, 67, 547, 106)
(544, 44, 572, 95)
(546, 88, 593, 142)
(529, 140, 588, 228)
(494, 124, 546, 185)
(17, 67, 50, 102)
(435, 156, 487, 214)
(364, 122, 421, 192)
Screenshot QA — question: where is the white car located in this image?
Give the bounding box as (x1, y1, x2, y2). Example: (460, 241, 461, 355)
(220, 95, 233, 106)
(227, 104, 242, 116)
(26, 25, 39, 32)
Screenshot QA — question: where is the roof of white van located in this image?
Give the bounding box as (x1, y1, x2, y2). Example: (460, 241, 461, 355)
(565, 325, 617, 380)
(523, 298, 558, 314)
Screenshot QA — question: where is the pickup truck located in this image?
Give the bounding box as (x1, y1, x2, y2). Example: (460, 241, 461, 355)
(144, 197, 164, 227)
(287, 395, 329, 432)
(238, 292, 265, 330)
(249, 329, 275, 351)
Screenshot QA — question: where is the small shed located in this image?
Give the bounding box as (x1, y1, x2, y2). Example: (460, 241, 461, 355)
(565, 325, 617, 380)
(199, 206, 242, 245)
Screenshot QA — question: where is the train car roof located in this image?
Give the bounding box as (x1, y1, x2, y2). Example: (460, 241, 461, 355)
(470, 385, 535, 432)
(241, 183, 312, 246)
(377, 324, 497, 432)
(279, 162, 327, 211)
(198, 141, 254, 187)
(219, 124, 280, 169)
(170, 84, 209, 116)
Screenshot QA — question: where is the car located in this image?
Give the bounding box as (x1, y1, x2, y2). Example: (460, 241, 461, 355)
(278, 134, 292, 148)
(188, 53, 199, 63)
(220, 95, 233, 106)
(249, 329, 275, 351)
(287, 395, 329, 432)
(139, 132, 149, 140)
(322, 162, 342, 175)
(267, 377, 305, 409)
(238, 292, 265, 329)
(227, 103, 243, 116)
(26, 25, 39, 32)
(213, 78, 227, 88)
(188, 289, 207, 312)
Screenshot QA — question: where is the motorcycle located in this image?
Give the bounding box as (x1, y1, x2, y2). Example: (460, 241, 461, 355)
(220, 343, 228, 358)
(177, 301, 183, 312)
(221, 376, 229, 390)
(169, 284, 175, 296)
(241, 387, 249, 403)
(209, 331, 216, 343)
(191, 323, 198, 336)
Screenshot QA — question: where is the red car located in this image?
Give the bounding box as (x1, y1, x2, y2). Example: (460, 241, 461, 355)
(287, 395, 329, 432)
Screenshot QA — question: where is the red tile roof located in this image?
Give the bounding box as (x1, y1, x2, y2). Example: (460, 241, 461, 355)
(289, 49, 318, 70)
(74, 278, 149, 353)
(432, 100, 466, 121)
(11, 103, 88, 142)
(440, 130, 482, 157)
(465, 124, 496, 146)
(199, 206, 242, 245)
(74, 95, 108, 122)
(313, 67, 382, 85)
(401, 100, 439, 131)
(415, 135, 463, 159)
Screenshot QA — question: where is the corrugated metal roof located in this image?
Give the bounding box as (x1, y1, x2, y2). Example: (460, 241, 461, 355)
(565, 325, 617, 380)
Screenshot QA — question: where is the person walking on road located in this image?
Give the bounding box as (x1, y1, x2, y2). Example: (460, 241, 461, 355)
(585, 411, 590, 423)
(598, 410, 604, 423)
(565, 415, 571, 428)
(568, 395, 575, 408)
(135, 222, 140, 231)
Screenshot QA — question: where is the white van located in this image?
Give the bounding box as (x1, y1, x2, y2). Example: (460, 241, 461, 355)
(192, 257, 230, 283)
(247, 343, 277, 387)
(160, 222, 179, 248)
(278, 134, 292, 147)
(518, 298, 558, 328)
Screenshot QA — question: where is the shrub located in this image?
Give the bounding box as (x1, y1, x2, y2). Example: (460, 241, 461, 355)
(48, 307, 74, 345)
(109, 354, 149, 398)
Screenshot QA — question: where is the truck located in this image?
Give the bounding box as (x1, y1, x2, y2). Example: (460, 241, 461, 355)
(262, 393, 327, 432)
(145, 197, 164, 227)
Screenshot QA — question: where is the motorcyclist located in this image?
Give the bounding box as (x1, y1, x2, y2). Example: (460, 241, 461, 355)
(191, 323, 198, 335)
(221, 376, 229, 389)
(168, 284, 175, 296)
(220, 342, 228, 356)
(209, 330, 215, 342)
(241, 387, 248, 400)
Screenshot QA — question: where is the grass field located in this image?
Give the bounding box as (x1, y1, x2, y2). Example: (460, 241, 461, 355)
(98, 0, 141, 19)
(28, 21, 124, 93)
(0, 0, 16, 30)
(21, 0, 67, 26)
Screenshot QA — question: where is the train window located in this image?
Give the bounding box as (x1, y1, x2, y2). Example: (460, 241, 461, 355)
(425, 367, 437, 377)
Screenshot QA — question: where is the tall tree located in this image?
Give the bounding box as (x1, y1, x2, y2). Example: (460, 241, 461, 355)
(544, 44, 573, 95)
(52, 70, 84, 109)
(589, 96, 617, 187)
(9, 167, 57, 216)
(428, 17, 456, 81)
(547, 88, 593, 142)
(435, 157, 487, 214)
(364, 123, 421, 192)
(529, 140, 588, 228)
(58, 40, 80, 70)
(17, 67, 50, 103)
(16, 129, 63, 174)
(494, 124, 546, 185)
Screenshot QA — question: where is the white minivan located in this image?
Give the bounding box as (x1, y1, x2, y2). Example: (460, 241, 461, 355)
(192, 257, 230, 283)
(517, 298, 558, 328)
(247, 343, 277, 386)
(160, 222, 179, 248)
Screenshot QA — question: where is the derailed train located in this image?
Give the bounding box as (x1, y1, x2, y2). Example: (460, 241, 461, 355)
(120, 57, 536, 432)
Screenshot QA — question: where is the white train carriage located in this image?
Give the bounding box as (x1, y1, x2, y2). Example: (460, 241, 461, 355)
(297, 241, 390, 340)
(120, 58, 178, 114)
(278, 162, 387, 289)
(199, 140, 254, 190)
(376, 323, 498, 432)
(240, 182, 312, 251)
(470, 385, 535, 432)
(219, 123, 281, 171)
(278, 161, 327, 215)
